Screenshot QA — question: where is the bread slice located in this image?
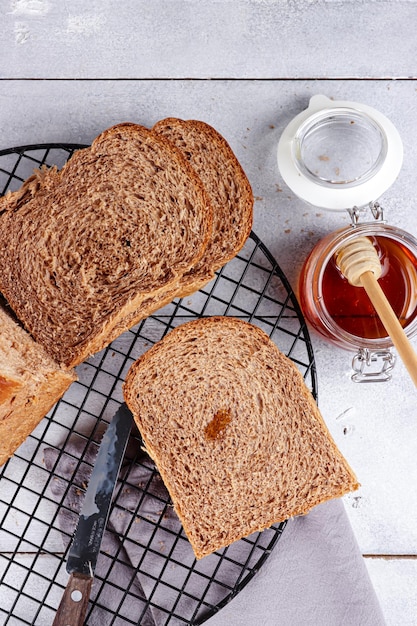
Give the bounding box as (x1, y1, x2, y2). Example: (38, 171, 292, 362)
(152, 118, 254, 293)
(123, 316, 359, 559)
(107, 119, 254, 339)
(0, 301, 77, 466)
(0, 123, 212, 368)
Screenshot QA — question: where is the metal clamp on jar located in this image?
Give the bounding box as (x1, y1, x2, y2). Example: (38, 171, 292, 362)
(277, 95, 417, 383)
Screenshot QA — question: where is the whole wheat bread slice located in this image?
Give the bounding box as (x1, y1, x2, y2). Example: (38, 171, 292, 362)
(107, 119, 254, 337)
(0, 123, 212, 367)
(0, 301, 76, 466)
(152, 118, 254, 293)
(123, 316, 359, 559)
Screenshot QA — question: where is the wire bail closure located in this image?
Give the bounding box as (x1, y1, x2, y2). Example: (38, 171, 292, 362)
(351, 348, 396, 383)
(348, 201, 385, 226)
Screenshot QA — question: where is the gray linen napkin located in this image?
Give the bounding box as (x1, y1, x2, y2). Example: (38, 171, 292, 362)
(207, 498, 387, 626)
(44, 436, 386, 626)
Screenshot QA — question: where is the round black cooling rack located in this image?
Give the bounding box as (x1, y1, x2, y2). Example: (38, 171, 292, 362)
(0, 144, 317, 626)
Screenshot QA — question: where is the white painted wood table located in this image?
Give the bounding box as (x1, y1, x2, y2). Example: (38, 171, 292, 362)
(1, 1, 417, 624)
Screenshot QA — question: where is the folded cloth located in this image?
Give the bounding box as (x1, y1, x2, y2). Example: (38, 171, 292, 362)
(207, 498, 387, 626)
(44, 435, 386, 626)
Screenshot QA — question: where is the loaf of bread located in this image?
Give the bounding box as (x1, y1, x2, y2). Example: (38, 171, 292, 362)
(123, 316, 359, 559)
(0, 123, 213, 368)
(0, 301, 76, 466)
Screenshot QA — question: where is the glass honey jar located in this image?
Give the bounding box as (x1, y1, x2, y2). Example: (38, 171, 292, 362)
(277, 95, 417, 382)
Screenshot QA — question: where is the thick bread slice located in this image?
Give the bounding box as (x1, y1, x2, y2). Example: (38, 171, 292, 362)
(152, 118, 254, 293)
(0, 123, 212, 367)
(107, 119, 254, 338)
(0, 302, 77, 467)
(123, 316, 359, 559)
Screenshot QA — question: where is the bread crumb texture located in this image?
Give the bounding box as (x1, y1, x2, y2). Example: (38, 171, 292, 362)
(0, 123, 213, 367)
(124, 316, 359, 559)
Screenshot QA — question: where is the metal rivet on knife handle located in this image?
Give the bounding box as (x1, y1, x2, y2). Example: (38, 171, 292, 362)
(52, 573, 93, 626)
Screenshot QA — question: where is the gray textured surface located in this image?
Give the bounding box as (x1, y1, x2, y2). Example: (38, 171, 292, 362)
(2, 0, 417, 79)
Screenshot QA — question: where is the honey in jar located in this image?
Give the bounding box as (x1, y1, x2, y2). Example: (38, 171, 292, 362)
(299, 224, 417, 352)
(277, 95, 417, 381)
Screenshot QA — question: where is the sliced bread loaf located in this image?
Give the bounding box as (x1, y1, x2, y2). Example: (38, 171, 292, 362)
(123, 316, 359, 559)
(0, 301, 77, 466)
(106, 119, 254, 338)
(0, 123, 212, 367)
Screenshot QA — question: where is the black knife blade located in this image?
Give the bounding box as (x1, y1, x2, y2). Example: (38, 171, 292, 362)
(53, 402, 133, 626)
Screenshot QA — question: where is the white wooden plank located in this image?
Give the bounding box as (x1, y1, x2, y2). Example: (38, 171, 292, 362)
(2, 554, 416, 625)
(1, 0, 417, 79)
(365, 557, 417, 626)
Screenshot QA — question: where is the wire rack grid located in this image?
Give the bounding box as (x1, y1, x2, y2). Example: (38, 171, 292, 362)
(0, 144, 317, 626)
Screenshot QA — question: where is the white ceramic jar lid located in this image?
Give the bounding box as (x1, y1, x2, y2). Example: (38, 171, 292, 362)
(277, 95, 403, 211)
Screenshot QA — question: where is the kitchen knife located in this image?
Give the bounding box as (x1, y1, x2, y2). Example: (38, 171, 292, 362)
(53, 402, 133, 626)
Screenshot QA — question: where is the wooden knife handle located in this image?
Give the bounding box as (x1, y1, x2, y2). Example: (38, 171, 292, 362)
(53, 572, 93, 626)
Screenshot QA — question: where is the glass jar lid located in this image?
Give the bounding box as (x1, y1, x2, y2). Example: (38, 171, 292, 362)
(277, 95, 403, 211)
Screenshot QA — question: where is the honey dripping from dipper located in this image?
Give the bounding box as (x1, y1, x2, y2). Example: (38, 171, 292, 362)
(323, 236, 417, 339)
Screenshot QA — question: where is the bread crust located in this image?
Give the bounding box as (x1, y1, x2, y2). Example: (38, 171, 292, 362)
(124, 316, 359, 559)
(153, 118, 254, 290)
(0, 375, 22, 404)
(0, 303, 76, 466)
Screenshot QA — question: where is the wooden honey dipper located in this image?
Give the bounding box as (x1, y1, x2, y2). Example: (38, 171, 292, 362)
(335, 236, 417, 387)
